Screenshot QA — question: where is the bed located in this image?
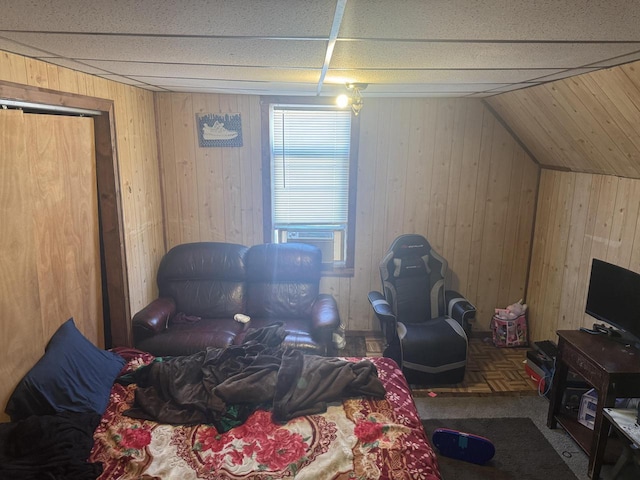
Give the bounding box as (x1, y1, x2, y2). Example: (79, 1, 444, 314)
(2, 320, 441, 480)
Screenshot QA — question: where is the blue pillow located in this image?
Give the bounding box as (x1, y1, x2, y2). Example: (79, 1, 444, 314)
(5, 318, 125, 421)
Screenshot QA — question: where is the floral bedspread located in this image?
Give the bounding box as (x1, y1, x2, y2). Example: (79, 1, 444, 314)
(90, 353, 440, 480)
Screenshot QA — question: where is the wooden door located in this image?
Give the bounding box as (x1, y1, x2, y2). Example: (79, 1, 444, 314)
(0, 109, 102, 421)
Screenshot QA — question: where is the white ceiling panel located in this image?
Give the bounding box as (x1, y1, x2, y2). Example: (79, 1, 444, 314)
(133, 77, 318, 93)
(41, 58, 112, 75)
(0, 0, 337, 37)
(531, 68, 601, 83)
(363, 83, 511, 94)
(342, 0, 640, 41)
(82, 60, 322, 83)
(0, 33, 326, 67)
(331, 41, 640, 70)
(0, 35, 53, 57)
(1, 1, 639, 97)
(589, 52, 640, 68)
(324, 68, 567, 85)
(98, 74, 161, 88)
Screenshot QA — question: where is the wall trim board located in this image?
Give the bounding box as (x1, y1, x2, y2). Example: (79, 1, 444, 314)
(0, 79, 131, 347)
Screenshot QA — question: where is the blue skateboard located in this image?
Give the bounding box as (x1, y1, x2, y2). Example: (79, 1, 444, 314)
(432, 428, 496, 465)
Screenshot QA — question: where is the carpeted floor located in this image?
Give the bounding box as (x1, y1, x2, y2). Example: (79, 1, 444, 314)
(345, 335, 638, 479)
(415, 395, 590, 478)
(415, 394, 640, 480)
(422, 417, 579, 480)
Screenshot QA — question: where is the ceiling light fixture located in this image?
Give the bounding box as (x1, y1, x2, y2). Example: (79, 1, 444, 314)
(336, 83, 368, 116)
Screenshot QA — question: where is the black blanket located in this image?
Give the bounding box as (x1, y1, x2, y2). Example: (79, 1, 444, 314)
(121, 324, 386, 432)
(0, 412, 102, 480)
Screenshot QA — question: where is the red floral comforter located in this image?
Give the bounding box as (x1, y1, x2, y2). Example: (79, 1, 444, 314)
(90, 353, 440, 480)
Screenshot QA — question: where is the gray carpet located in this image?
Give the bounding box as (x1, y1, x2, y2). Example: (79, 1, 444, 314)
(415, 395, 591, 479)
(422, 417, 579, 480)
(415, 394, 640, 480)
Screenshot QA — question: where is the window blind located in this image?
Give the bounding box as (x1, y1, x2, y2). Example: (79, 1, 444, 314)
(271, 106, 351, 225)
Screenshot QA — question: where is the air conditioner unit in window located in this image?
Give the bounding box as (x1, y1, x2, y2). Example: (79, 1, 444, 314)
(286, 230, 335, 264)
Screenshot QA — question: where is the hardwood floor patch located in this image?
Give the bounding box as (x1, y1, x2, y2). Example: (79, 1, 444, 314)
(359, 334, 538, 396)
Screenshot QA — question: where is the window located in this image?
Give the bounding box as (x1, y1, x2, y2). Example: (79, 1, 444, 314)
(261, 97, 359, 273)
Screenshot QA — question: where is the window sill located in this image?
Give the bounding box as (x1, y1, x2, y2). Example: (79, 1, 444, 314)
(320, 265, 355, 278)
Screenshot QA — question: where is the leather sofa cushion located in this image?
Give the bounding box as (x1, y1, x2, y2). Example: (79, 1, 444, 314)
(136, 318, 246, 357)
(245, 243, 321, 319)
(158, 242, 249, 318)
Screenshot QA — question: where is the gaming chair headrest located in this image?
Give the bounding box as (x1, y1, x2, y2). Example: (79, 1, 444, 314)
(386, 234, 432, 259)
(381, 234, 433, 281)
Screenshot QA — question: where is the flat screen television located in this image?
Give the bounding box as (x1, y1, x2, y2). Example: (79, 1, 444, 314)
(585, 258, 640, 345)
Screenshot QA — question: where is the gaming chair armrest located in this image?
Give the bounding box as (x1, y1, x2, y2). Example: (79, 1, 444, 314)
(445, 290, 476, 331)
(367, 291, 397, 345)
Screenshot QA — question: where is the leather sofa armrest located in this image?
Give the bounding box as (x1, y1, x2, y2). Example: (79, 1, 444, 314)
(367, 291, 397, 345)
(445, 290, 476, 331)
(311, 294, 341, 332)
(132, 297, 176, 344)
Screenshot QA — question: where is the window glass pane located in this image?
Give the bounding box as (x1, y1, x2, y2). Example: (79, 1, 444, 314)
(271, 107, 351, 225)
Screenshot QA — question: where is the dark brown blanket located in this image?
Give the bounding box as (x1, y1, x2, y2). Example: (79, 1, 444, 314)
(121, 324, 385, 431)
(0, 412, 102, 480)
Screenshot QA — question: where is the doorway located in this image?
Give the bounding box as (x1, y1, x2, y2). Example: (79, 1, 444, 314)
(0, 80, 131, 348)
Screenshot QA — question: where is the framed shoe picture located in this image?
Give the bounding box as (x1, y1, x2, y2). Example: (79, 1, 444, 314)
(196, 113, 243, 147)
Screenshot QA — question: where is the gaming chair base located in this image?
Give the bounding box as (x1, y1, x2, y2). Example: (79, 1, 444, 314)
(398, 316, 468, 386)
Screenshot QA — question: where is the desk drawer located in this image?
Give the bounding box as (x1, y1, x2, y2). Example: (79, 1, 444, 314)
(562, 343, 604, 385)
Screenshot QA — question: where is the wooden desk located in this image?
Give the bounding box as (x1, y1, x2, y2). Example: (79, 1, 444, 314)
(546, 330, 640, 479)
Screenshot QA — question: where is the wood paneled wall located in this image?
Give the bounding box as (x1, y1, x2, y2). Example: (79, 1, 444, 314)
(155, 93, 263, 248)
(487, 59, 640, 341)
(526, 169, 640, 342)
(0, 50, 165, 320)
(156, 95, 539, 332)
(487, 60, 640, 178)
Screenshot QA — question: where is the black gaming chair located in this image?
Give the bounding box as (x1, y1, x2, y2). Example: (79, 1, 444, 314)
(368, 234, 476, 385)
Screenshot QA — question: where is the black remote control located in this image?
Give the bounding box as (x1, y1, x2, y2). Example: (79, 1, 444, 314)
(580, 327, 600, 334)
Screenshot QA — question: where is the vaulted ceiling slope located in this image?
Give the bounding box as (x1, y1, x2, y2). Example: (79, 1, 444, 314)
(0, 0, 639, 98)
(486, 60, 640, 179)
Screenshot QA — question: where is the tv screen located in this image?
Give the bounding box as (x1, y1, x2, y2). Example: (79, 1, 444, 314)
(585, 258, 640, 343)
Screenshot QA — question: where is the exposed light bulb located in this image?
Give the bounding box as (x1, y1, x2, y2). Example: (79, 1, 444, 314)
(336, 94, 349, 109)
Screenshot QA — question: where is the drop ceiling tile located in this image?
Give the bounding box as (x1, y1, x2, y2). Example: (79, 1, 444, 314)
(363, 83, 510, 94)
(531, 68, 600, 82)
(131, 76, 318, 93)
(466, 92, 498, 98)
(324, 68, 566, 85)
(331, 41, 640, 70)
(39, 57, 110, 75)
(343, 0, 640, 41)
(0, 36, 54, 57)
(367, 91, 472, 98)
(166, 85, 318, 96)
(0, 32, 326, 67)
(98, 74, 153, 87)
(81, 60, 321, 82)
(488, 83, 541, 93)
(588, 51, 640, 67)
(0, 0, 336, 37)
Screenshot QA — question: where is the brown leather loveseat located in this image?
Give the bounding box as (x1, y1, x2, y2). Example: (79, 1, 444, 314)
(132, 241, 341, 356)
